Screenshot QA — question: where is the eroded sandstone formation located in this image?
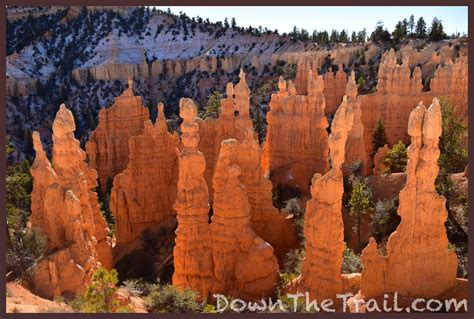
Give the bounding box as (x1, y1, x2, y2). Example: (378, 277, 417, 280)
(361, 98, 458, 298)
(294, 62, 347, 114)
(211, 161, 279, 300)
(360, 49, 468, 165)
(197, 69, 254, 201)
(212, 133, 297, 264)
(110, 103, 179, 253)
(296, 93, 354, 299)
(30, 104, 112, 298)
(261, 74, 329, 192)
(430, 55, 468, 120)
(86, 79, 150, 193)
(373, 144, 389, 175)
(172, 98, 214, 300)
(343, 71, 368, 175)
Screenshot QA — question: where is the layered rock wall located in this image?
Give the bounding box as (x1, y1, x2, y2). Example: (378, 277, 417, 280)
(361, 98, 458, 298)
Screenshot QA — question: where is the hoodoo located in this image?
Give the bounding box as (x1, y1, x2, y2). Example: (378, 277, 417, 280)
(212, 133, 297, 265)
(172, 98, 214, 300)
(86, 79, 150, 193)
(344, 71, 368, 174)
(211, 158, 279, 300)
(296, 91, 354, 300)
(197, 69, 254, 201)
(30, 105, 112, 298)
(361, 98, 458, 298)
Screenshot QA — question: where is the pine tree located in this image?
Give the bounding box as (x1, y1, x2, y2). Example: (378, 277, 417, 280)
(429, 17, 447, 41)
(351, 31, 357, 43)
(231, 17, 236, 29)
(339, 29, 348, 43)
(384, 141, 408, 173)
(204, 90, 223, 118)
(415, 17, 427, 39)
(372, 119, 388, 156)
(408, 14, 415, 35)
(349, 180, 373, 250)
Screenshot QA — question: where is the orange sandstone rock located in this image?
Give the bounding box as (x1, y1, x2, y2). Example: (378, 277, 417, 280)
(294, 62, 347, 114)
(197, 69, 254, 202)
(343, 71, 368, 175)
(361, 99, 458, 298)
(110, 103, 179, 252)
(212, 133, 298, 265)
(172, 98, 214, 300)
(297, 93, 354, 299)
(360, 49, 467, 166)
(373, 144, 389, 175)
(261, 74, 329, 192)
(430, 56, 468, 120)
(30, 105, 112, 298)
(211, 162, 279, 300)
(86, 79, 150, 193)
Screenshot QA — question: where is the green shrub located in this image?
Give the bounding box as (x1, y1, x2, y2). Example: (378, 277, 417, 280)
(147, 285, 202, 313)
(384, 141, 407, 173)
(342, 244, 362, 274)
(6, 228, 47, 281)
(71, 267, 132, 313)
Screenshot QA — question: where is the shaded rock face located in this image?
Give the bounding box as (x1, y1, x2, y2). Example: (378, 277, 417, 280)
(361, 99, 458, 298)
(212, 134, 298, 265)
(197, 69, 254, 202)
(262, 74, 329, 193)
(294, 62, 347, 114)
(343, 71, 368, 175)
(297, 93, 354, 300)
(172, 98, 214, 300)
(373, 144, 389, 175)
(110, 103, 179, 253)
(211, 162, 279, 300)
(30, 105, 112, 299)
(85, 79, 150, 193)
(359, 49, 467, 164)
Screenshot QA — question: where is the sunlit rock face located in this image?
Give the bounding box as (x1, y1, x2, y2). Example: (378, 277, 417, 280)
(30, 104, 112, 299)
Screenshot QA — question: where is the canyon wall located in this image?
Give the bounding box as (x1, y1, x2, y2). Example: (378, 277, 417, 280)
(361, 98, 458, 298)
(30, 104, 112, 298)
(261, 74, 329, 192)
(110, 103, 179, 253)
(86, 79, 150, 193)
(297, 87, 354, 299)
